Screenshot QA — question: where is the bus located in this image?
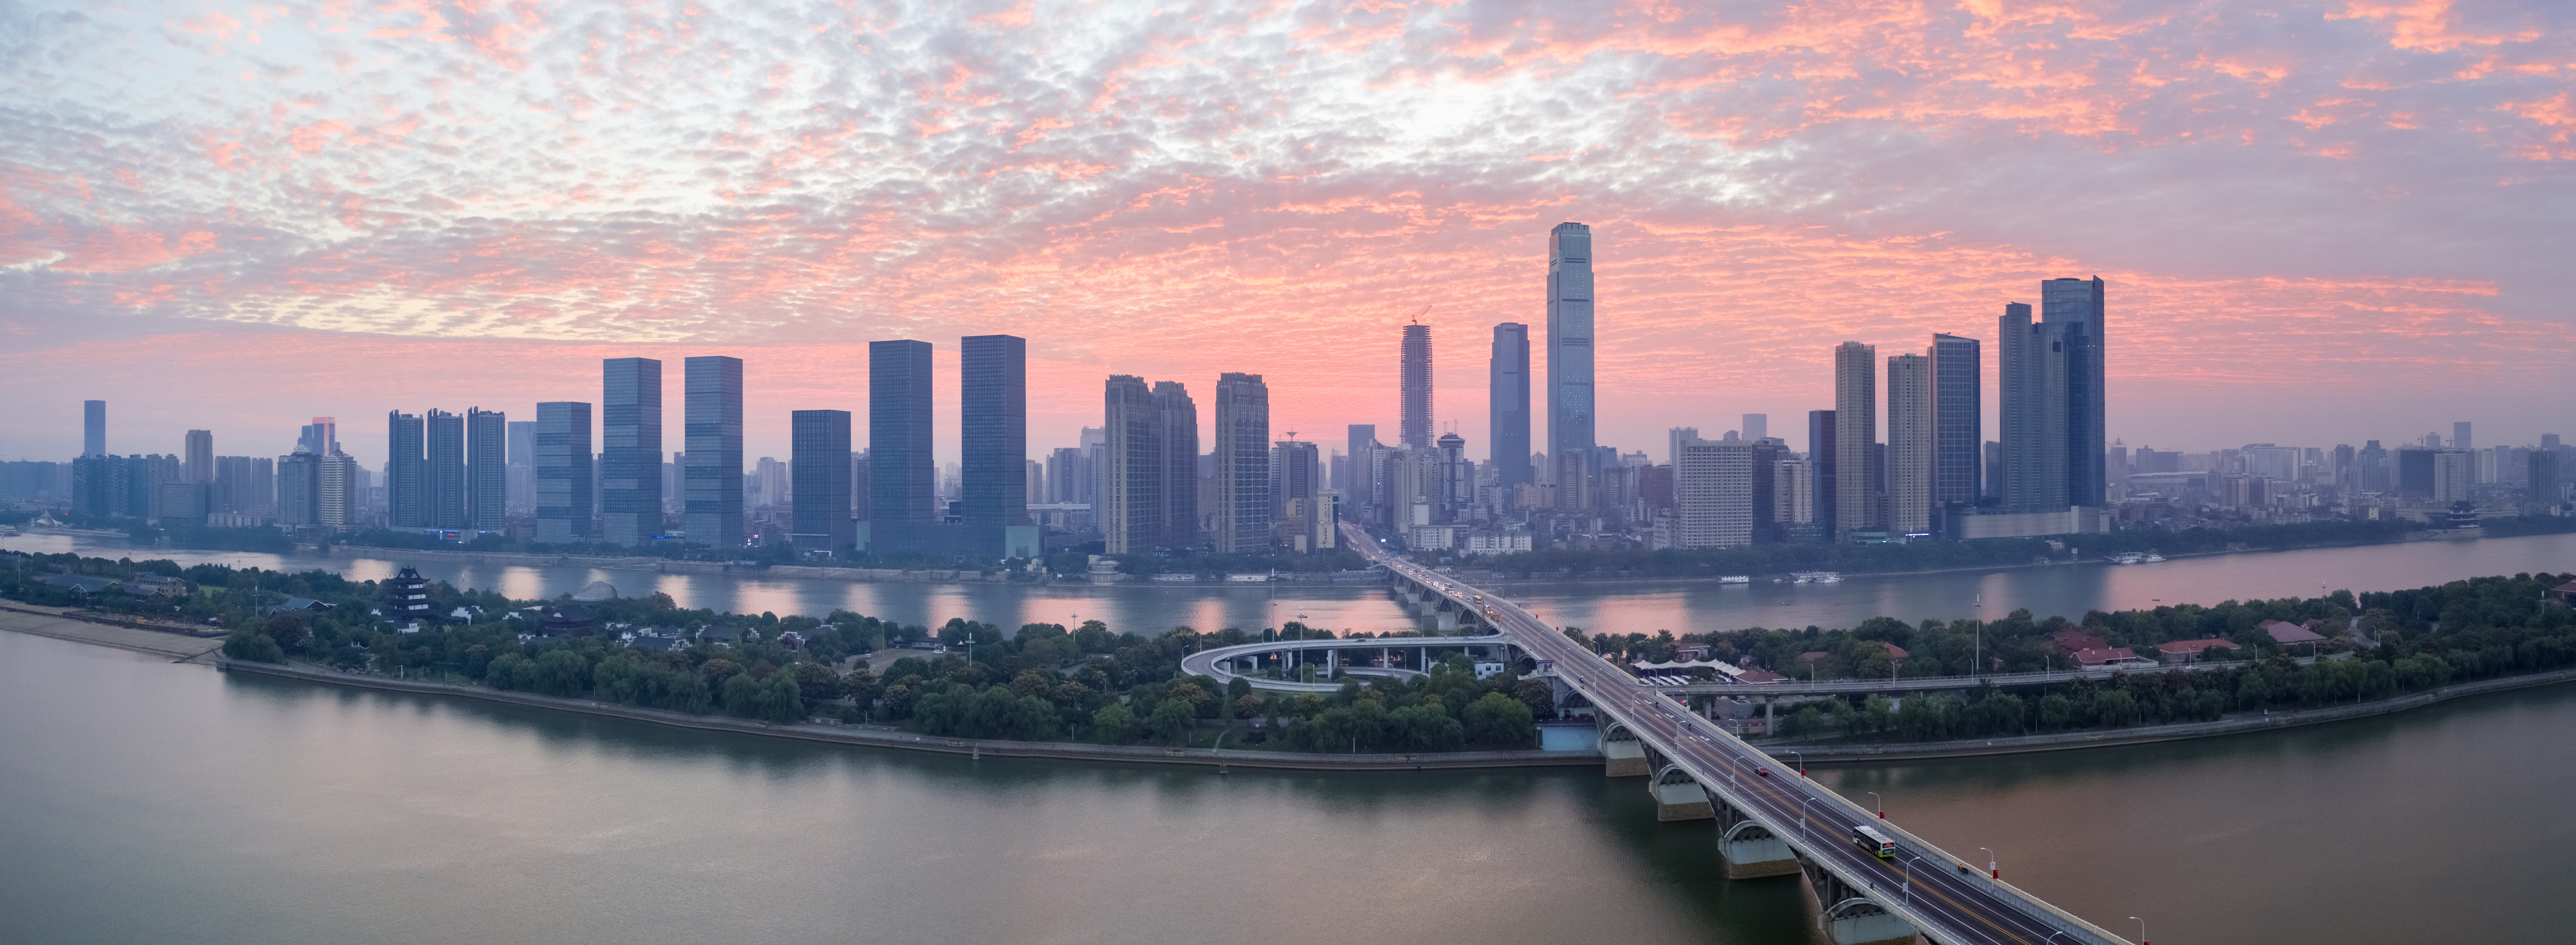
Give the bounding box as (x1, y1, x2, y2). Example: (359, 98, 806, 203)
(1851, 825, 1896, 859)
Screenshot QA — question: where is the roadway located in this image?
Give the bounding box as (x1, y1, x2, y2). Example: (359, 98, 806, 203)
(1343, 525, 2131, 945)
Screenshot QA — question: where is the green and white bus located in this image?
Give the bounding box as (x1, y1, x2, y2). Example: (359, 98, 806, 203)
(1851, 825, 1896, 859)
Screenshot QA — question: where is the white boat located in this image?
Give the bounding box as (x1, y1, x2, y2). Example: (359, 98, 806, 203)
(2142, 553, 2166, 563)
(1788, 571, 1843, 584)
(2108, 552, 2144, 565)
(1719, 575, 1750, 584)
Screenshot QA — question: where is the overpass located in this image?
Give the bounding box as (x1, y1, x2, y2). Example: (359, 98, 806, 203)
(1341, 525, 2138, 945)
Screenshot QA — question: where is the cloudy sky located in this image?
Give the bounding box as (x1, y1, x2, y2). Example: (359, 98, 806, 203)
(3, 0, 2569, 467)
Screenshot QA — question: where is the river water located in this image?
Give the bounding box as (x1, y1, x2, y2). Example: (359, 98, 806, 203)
(6, 532, 2575, 944)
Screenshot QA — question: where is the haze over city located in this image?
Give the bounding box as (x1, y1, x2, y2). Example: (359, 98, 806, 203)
(6, 0, 2573, 464)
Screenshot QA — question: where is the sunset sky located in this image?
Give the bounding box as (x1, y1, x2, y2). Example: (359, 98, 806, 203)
(3, 0, 2570, 468)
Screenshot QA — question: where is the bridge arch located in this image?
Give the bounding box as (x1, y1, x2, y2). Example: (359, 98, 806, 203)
(1648, 763, 1715, 821)
(1720, 820, 1779, 845)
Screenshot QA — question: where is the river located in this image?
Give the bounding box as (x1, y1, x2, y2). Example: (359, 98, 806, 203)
(7, 530, 2575, 635)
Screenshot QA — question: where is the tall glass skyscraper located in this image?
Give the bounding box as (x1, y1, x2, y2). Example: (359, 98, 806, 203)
(1546, 223, 1595, 506)
(791, 409, 853, 551)
(535, 401, 592, 543)
(1400, 322, 1432, 449)
(868, 340, 934, 528)
(1999, 301, 2068, 512)
(425, 409, 466, 530)
(601, 357, 663, 546)
(83, 400, 106, 457)
(1213, 373, 1270, 553)
(1489, 323, 1531, 489)
(467, 408, 507, 531)
(961, 335, 1026, 530)
(1885, 353, 1932, 535)
(1832, 342, 1878, 536)
(1103, 375, 1158, 554)
(386, 411, 426, 528)
(684, 356, 743, 550)
(1153, 381, 1197, 548)
(1930, 333, 1982, 507)
(2043, 276, 2107, 507)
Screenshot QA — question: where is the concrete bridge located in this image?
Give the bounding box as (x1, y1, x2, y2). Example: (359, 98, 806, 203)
(1180, 633, 1510, 693)
(1349, 525, 2138, 945)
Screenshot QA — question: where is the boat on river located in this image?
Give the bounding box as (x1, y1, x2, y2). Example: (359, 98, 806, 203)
(1779, 571, 1842, 584)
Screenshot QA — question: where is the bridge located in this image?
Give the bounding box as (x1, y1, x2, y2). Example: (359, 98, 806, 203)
(1324, 525, 2139, 945)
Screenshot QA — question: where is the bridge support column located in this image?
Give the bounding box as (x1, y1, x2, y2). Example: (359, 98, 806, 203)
(1799, 857, 1917, 945)
(1715, 814, 1799, 879)
(1649, 765, 1714, 821)
(1601, 724, 1647, 777)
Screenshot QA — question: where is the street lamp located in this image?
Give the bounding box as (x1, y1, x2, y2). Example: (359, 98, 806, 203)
(1979, 847, 1998, 880)
(2130, 916, 2148, 945)
(1866, 791, 1884, 819)
(1790, 750, 1805, 778)
(1800, 793, 1815, 838)
(1903, 855, 1923, 906)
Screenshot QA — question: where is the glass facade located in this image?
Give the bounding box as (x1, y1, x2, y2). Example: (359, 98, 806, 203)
(684, 356, 743, 550)
(791, 409, 853, 551)
(535, 401, 592, 543)
(601, 357, 663, 546)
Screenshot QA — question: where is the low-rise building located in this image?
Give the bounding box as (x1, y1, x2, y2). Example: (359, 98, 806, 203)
(2155, 637, 2243, 665)
(2072, 646, 2155, 669)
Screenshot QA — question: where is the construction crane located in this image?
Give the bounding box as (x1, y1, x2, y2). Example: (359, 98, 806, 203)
(1410, 304, 1432, 323)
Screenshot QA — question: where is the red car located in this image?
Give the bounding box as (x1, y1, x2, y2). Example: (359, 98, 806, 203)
(1756, 767, 1771, 777)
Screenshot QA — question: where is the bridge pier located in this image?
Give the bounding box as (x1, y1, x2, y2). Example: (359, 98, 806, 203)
(1800, 856, 1919, 945)
(1601, 723, 1648, 777)
(1649, 764, 1715, 821)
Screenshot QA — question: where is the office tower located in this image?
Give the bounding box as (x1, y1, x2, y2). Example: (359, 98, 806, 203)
(1832, 342, 1878, 536)
(1345, 424, 1380, 520)
(298, 417, 339, 457)
(1045, 448, 1087, 505)
(1885, 352, 1932, 535)
(1997, 302, 2065, 511)
(869, 341, 934, 532)
(277, 451, 322, 527)
(753, 458, 786, 508)
(318, 451, 360, 532)
(82, 400, 106, 457)
(601, 357, 664, 546)
(386, 411, 426, 528)
(1931, 333, 1982, 506)
(1278, 438, 1322, 541)
(2532, 450, 2561, 507)
(1674, 438, 1754, 548)
(1774, 455, 1814, 534)
(1154, 381, 1198, 547)
(1103, 376, 1160, 554)
(1213, 373, 1270, 553)
(467, 408, 506, 531)
(791, 410, 854, 551)
(535, 402, 594, 543)
(212, 455, 272, 515)
(2432, 450, 2471, 503)
(2044, 277, 2107, 506)
(507, 420, 536, 514)
(1436, 433, 1471, 521)
(1982, 441, 2002, 500)
(1808, 410, 1837, 539)
(2394, 448, 2436, 496)
(2357, 440, 2389, 492)
(1668, 427, 1700, 466)
(962, 335, 1029, 540)
(2332, 443, 2356, 487)
(1025, 460, 1046, 507)
(425, 409, 466, 530)
(2452, 422, 2472, 450)
(1741, 414, 1767, 443)
(1546, 222, 1596, 494)
(1400, 322, 1433, 448)
(685, 356, 744, 550)
(183, 430, 213, 483)
(1490, 323, 1532, 488)
(2244, 445, 2300, 482)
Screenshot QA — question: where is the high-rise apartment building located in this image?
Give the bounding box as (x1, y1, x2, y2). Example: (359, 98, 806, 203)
(2432, 450, 2471, 503)
(2357, 440, 2389, 492)
(869, 340, 934, 529)
(684, 356, 744, 550)
(602, 357, 664, 546)
(1774, 455, 1814, 533)
(386, 411, 426, 528)
(791, 410, 853, 551)
(1832, 342, 1878, 537)
(506, 420, 536, 514)
(184, 430, 213, 483)
(2044, 277, 2108, 507)
(1154, 381, 1198, 547)
(1885, 352, 1933, 535)
(535, 402, 593, 543)
(278, 451, 322, 527)
(1808, 410, 1837, 539)
(1436, 433, 1471, 522)
(1546, 222, 1595, 503)
(1997, 302, 2066, 512)
(83, 400, 107, 457)
(962, 335, 1028, 534)
(425, 409, 466, 530)
(1931, 333, 1982, 507)
(1213, 373, 1270, 553)
(467, 408, 506, 531)
(1668, 427, 1700, 467)
(1741, 414, 1767, 443)
(2452, 422, 2472, 451)
(1400, 323, 1433, 449)
(1103, 376, 1160, 554)
(1346, 424, 1381, 521)
(1278, 438, 1322, 541)
(318, 451, 360, 532)
(1674, 438, 1754, 548)
(2532, 450, 2562, 508)
(1490, 323, 1532, 489)
(213, 455, 273, 515)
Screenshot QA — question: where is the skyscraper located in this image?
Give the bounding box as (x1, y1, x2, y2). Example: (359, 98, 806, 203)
(277, 450, 322, 527)
(2043, 277, 2108, 507)
(1154, 381, 1198, 548)
(1103, 376, 1160, 554)
(1674, 437, 1754, 548)
(467, 408, 506, 531)
(1808, 410, 1837, 540)
(535, 402, 592, 543)
(961, 335, 1027, 534)
(298, 417, 338, 458)
(1213, 373, 1270, 553)
(184, 430, 213, 483)
(602, 357, 664, 546)
(685, 356, 744, 550)
(318, 451, 359, 532)
(2452, 421, 2473, 451)
(507, 420, 536, 514)
(1931, 333, 1982, 507)
(1668, 427, 1700, 467)
(1490, 323, 1532, 489)
(83, 400, 106, 457)
(425, 409, 466, 530)
(868, 341, 934, 529)
(1346, 424, 1380, 522)
(791, 410, 853, 551)
(387, 411, 426, 529)
(1278, 438, 1322, 541)
(1997, 302, 2067, 512)
(1546, 222, 1595, 500)
(1400, 322, 1433, 449)
(1832, 342, 1878, 537)
(1741, 415, 1767, 443)
(1885, 352, 1933, 535)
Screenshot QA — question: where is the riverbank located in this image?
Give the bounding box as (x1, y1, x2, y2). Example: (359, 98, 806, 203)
(0, 604, 226, 661)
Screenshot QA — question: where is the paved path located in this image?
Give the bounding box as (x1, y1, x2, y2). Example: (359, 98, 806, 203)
(0, 605, 227, 661)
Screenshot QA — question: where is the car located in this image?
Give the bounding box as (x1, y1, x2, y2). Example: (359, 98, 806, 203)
(1756, 767, 1771, 777)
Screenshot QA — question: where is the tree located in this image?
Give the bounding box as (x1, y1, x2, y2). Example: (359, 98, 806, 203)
(1234, 693, 1266, 721)
(222, 630, 284, 663)
(1147, 698, 1196, 745)
(722, 672, 764, 715)
(1091, 703, 1137, 743)
(793, 661, 842, 701)
(262, 613, 307, 649)
(1460, 692, 1537, 748)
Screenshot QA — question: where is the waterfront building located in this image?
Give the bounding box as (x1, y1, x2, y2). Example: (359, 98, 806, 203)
(83, 400, 106, 457)
(2453, 422, 2473, 451)
(684, 356, 744, 550)
(213, 455, 273, 515)
(1103, 375, 1160, 554)
(869, 340, 934, 533)
(467, 408, 506, 531)
(297, 417, 338, 458)
(1774, 455, 1814, 536)
(1278, 438, 1322, 543)
(861, 337, 1036, 559)
(2044, 277, 2108, 508)
(1154, 381, 1198, 548)
(791, 410, 853, 551)
(960, 334, 1036, 557)
(1998, 301, 2064, 512)
(386, 411, 426, 529)
(1832, 342, 1878, 537)
(507, 420, 536, 514)
(601, 357, 663, 546)
(2395, 447, 2436, 497)
(1808, 410, 1837, 539)
(1674, 437, 1754, 548)
(1346, 424, 1381, 522)
(277, 451, 322, 527)
(184, 430, 213, 483)
(318, 451, 360, 532)
(1886, 352, 1932, 535)
(1742, 414, 1767, 443)
(1213, 373, 1270, 553)
(425, 409, 466, 530)
(1490, 323, 1532, 489)
(535, 401, 594, 543)
(1547, 222, 1595, 508)
(1931, 333, 1981, 507)
(2432, 450, 2471, 504)
(1437, 432, 1471, 522)
(1401, 322, 1433, 448)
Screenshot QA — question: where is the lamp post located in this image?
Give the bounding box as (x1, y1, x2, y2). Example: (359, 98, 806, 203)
(2130, 916, 2148, 945)
(1791, 750, 1805, 778)
(1903, 855, 1923, 906)
(1800, 793, 1815, 839)
(1866, 791, 1883, 819)
(1979, 847, 1998, 880)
